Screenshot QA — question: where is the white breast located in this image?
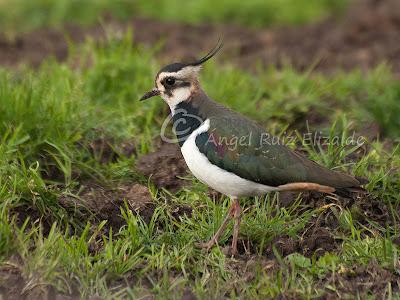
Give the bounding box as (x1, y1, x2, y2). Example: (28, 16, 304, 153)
(180, 119, 278, 197)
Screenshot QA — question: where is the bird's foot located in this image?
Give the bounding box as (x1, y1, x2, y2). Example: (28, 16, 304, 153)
(196, 240, 238, 257)
(196, 236, 239, 256)
(222, 245, 238, 257)
(195, 239, 217, 251)
(230, 244, 238, 256)
(196, 197, 241, 256)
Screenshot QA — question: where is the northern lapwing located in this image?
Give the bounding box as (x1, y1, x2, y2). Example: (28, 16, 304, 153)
(140, 41, 367, 255)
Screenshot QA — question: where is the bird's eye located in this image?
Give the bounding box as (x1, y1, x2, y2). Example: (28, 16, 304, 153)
(165, 77, 175, 86)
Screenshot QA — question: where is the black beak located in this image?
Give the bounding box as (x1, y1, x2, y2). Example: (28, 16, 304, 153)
(140, 88, 160, 101)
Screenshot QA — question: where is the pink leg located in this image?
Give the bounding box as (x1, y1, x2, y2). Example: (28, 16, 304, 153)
(197, 197, 239, 251)
(230, 198, 241, 255)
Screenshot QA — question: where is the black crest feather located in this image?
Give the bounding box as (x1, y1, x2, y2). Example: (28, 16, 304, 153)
(189, 38, 223, 66)
(158, 39, 223, 74)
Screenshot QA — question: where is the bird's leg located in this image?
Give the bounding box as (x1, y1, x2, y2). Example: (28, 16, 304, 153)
(230, 197, 241, 256)
(197, 198, 237, 251)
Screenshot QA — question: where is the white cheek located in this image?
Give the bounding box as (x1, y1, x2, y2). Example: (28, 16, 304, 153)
(156, 81, 165, 93)
(163, 87, 191, 112)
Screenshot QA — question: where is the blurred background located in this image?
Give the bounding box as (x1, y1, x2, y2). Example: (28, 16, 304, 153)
(1, 0, 399, 74)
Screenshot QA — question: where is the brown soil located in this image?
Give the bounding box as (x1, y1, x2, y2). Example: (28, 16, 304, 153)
(88, 134, 137, 165)
(322, 260, 400, 299)
(1, 0, 400, 75)
(0, 257, 79, 300)
(59, 182, 154, 229)
(136, 142, 189, 191)
(264, 226, 338, 259)
(59, 178, 193, 232)
(224, 256, 400, 299)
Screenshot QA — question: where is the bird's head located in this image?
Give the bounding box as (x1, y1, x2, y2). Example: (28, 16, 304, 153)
(140, 41, 222, 111)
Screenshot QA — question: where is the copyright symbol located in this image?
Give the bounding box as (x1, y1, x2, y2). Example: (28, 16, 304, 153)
(160, 108, 203, 143)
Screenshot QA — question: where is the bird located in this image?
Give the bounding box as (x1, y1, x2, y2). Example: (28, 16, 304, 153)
(140, 41, 368, 255)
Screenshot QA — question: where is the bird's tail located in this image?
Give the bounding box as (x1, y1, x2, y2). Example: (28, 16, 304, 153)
(335, 176, 369, 198)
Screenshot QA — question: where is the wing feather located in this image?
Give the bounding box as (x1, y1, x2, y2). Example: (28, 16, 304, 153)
(195, 116, 359, 189)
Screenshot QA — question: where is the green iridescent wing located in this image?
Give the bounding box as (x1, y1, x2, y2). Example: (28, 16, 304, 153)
(195, 116, 358, 188)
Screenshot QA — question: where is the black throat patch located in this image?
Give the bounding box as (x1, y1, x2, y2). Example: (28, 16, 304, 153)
(172, 101, 204, 146)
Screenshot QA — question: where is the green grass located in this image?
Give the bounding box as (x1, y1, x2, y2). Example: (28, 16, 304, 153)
(0, 33, 399, 299)
(0, 0, 136, 36)
(135, 0, 348, 27)
(0, 0, 349, 36)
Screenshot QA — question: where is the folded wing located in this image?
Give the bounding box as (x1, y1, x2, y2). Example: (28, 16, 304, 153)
(195, 116, 361, 189)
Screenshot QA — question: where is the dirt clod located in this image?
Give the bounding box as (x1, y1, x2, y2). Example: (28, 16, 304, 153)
(265, 230, 337, 259)
(0, 263, 25, 300)
(171, 205, 192, 221)
(269, 235, 299, 257)
(89, 138, 119, 164)
(323, 260, 400, 299)
(60, 182, 154, 230)
(353, 195, 393, 228)
(88, 134, 137, 164)
(0, 258, 79, 300)
(87, 183, 154, 228)
(301, 227, 336, 257)
(136, 142, 189, 191)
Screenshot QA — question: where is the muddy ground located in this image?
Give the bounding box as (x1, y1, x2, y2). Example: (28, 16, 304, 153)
(1, 0, 400, 298)
(0, 0, 400, 75)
